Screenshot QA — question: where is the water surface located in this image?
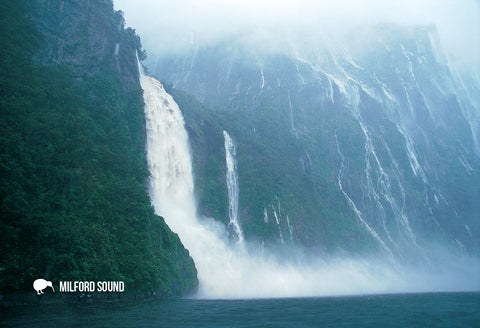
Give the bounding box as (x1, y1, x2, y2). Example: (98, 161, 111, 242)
(1, 292, 479, 327)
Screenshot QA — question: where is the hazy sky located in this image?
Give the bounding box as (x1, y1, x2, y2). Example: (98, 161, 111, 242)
(114, 0, 480, 70)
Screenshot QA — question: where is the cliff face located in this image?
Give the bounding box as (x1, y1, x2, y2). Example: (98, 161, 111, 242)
(30, 0, 141, 83)
(0, 0, 197, 295)
(153, 26, 480, 261)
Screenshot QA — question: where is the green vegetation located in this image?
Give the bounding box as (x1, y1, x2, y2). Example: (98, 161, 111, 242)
(0, 0, 197, 295)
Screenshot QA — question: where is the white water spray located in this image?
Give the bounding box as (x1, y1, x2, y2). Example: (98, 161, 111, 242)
(138, 59, 480, 299)
(223, 131, 244, 247)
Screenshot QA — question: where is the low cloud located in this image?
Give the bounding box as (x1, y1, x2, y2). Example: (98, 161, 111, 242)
(114, 0, 479, 76)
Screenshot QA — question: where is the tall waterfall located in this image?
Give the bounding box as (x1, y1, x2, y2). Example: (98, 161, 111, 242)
(223, 131, 244, 247)
(139, 62, 196, 232)
(138, 60, 479, 298)
(140, 60, 238, 297)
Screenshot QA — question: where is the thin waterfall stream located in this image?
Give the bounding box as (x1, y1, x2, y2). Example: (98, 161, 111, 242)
(223, 130, 245, 248)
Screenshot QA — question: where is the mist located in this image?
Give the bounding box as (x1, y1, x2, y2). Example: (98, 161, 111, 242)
(114, 0, 480, 72)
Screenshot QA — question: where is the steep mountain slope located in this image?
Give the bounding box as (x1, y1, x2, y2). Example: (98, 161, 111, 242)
(0, 0, 197, 295)
(150, 26, 480, 262)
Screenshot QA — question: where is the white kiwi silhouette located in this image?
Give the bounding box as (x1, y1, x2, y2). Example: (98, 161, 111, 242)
(33, 279, 55, 295)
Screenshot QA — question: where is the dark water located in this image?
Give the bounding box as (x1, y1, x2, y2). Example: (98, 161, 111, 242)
(1, 293, 479, 327)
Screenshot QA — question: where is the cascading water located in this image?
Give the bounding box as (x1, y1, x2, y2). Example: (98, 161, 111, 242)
(140, 60, 240, 297)
(223, 130, 244, 247)
(138, 58, 479, 299)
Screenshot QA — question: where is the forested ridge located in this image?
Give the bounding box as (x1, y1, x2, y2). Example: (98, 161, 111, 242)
(0, 0, 197, 295)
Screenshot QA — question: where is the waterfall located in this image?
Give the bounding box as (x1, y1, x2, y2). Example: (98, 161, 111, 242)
(223, 131, 244, 247)
(139, 62, 196, 231)
(139, 60, 236, 297)
(137, 58, 478, 298)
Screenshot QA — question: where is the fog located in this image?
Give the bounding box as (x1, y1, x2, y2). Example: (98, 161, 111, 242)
(114, 0, 480, 72)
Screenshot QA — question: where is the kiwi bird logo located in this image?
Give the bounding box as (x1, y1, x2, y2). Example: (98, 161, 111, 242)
(33, 279, 55, 295)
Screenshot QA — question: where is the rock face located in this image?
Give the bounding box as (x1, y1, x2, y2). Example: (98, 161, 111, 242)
(0, 0, 197, 295)
(30, 0, 140, 83)
(151, 26, 480, 261)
